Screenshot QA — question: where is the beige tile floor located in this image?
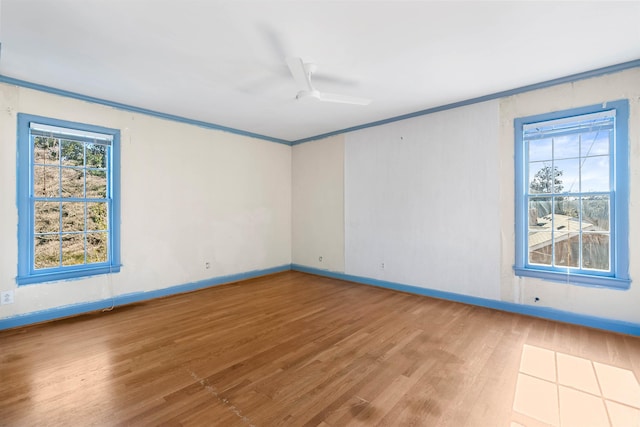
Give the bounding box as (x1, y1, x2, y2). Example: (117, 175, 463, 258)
(512, 344, 640, 427)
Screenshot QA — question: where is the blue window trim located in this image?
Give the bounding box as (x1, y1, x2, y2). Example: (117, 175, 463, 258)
(514, 100, 630, 289)
(16, 114, 121, 285)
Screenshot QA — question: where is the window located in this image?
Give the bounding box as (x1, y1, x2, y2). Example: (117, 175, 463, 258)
(514, 100, 629, 288)
(17, 114, 121, 285)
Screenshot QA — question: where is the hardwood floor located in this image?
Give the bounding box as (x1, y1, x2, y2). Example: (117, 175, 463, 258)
(1, 271, 639, 426)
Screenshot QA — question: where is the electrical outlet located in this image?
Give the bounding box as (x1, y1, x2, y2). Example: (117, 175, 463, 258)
(318, 256, 323, 262)
(1, 290, 14, 305)
(205, 262, 211, 269)
(380, 262, 385, 269)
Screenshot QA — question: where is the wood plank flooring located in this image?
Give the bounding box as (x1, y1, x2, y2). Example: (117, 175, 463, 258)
(1, 271, 639, 426)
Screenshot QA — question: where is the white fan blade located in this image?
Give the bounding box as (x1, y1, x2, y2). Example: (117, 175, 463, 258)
(286, 57, 313, 92)
(318, 92, 372, 106)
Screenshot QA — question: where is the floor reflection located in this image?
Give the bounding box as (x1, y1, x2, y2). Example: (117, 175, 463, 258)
(512, 344, 640, 427)
(28, 343, 114, 423)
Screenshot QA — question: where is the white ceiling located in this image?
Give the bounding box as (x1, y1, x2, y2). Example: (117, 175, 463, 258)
(1, 1, 639, 143)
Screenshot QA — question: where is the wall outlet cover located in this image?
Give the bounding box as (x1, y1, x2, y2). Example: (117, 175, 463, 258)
(1, 290, 14, 305)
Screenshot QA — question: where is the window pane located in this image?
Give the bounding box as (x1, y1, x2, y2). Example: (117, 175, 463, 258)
(62, 202, 85, 232)
(553, 158, 579, 193)
(528, 197, 552, 265)
(529, 230, 552, 265)
(581, 131, 609, 156)
(86, 169, 107, 198)
(554, 135, 579, 160)
(582, 233, 609, 271)
(35, 202, 60, 233)
(87, 232, 108, 263)
(87, 202, 108, 231)
(86, 144, 107, 168)
(554, 196, 579, 221)
(581, 156, 609, 192)
(528, 197, 552, 226)
(34, 234, 60, 269)
(61, 234, 85, 266)
(529, 163, 556, 194)
(528, 138, 552, 162)
(529, 232, 552, 265)
(33, 166, 60, 198)
(582, 196, 609, 232)
(34, 137, 59, 165)
(61, 168, 85, 198)
(60, 140, 84, 166)
(554, 231, 579, 268)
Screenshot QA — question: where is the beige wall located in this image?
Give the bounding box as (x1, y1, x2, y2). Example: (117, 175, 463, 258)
(2, 67, 639, 326)
(0, 83, 292, 319)
(292, 135, 345, 272)
(292, 68, 640, 324)
(343, 100, 502, 299)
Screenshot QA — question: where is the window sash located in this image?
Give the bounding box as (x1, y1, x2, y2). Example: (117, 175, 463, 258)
(30, 123, 113, 145)
(523, 120, 614, 275)
(29, 131, 112, 271)
(523, 110, 615, 140)
(526, 194, 612, 274)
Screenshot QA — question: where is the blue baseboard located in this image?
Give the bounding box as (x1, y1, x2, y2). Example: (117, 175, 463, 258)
(291, 264, 640, 337)
(0, 264, 291, 330)
(3, 263, 639, 336)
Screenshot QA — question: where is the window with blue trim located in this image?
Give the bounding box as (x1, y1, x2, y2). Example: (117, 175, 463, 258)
(17, 114, 121, 285)
(514, 100, 630, 289)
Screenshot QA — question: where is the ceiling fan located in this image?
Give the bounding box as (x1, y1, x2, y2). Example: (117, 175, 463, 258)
(286, 57, 372, 106)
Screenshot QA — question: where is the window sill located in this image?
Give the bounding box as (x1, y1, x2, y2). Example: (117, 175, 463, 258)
(513, 267, 630, 290)
(17, 265, 121, 286)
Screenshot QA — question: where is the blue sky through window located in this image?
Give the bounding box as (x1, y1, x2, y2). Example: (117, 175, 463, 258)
(528, 131, 610, 194)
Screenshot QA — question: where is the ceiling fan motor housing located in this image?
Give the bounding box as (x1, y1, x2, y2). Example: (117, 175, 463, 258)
(296, 89, 322, 101)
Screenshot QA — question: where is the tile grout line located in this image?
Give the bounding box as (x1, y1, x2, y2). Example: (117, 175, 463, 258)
(591, 360, 614, 427)
(555, 350, 561, 427)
